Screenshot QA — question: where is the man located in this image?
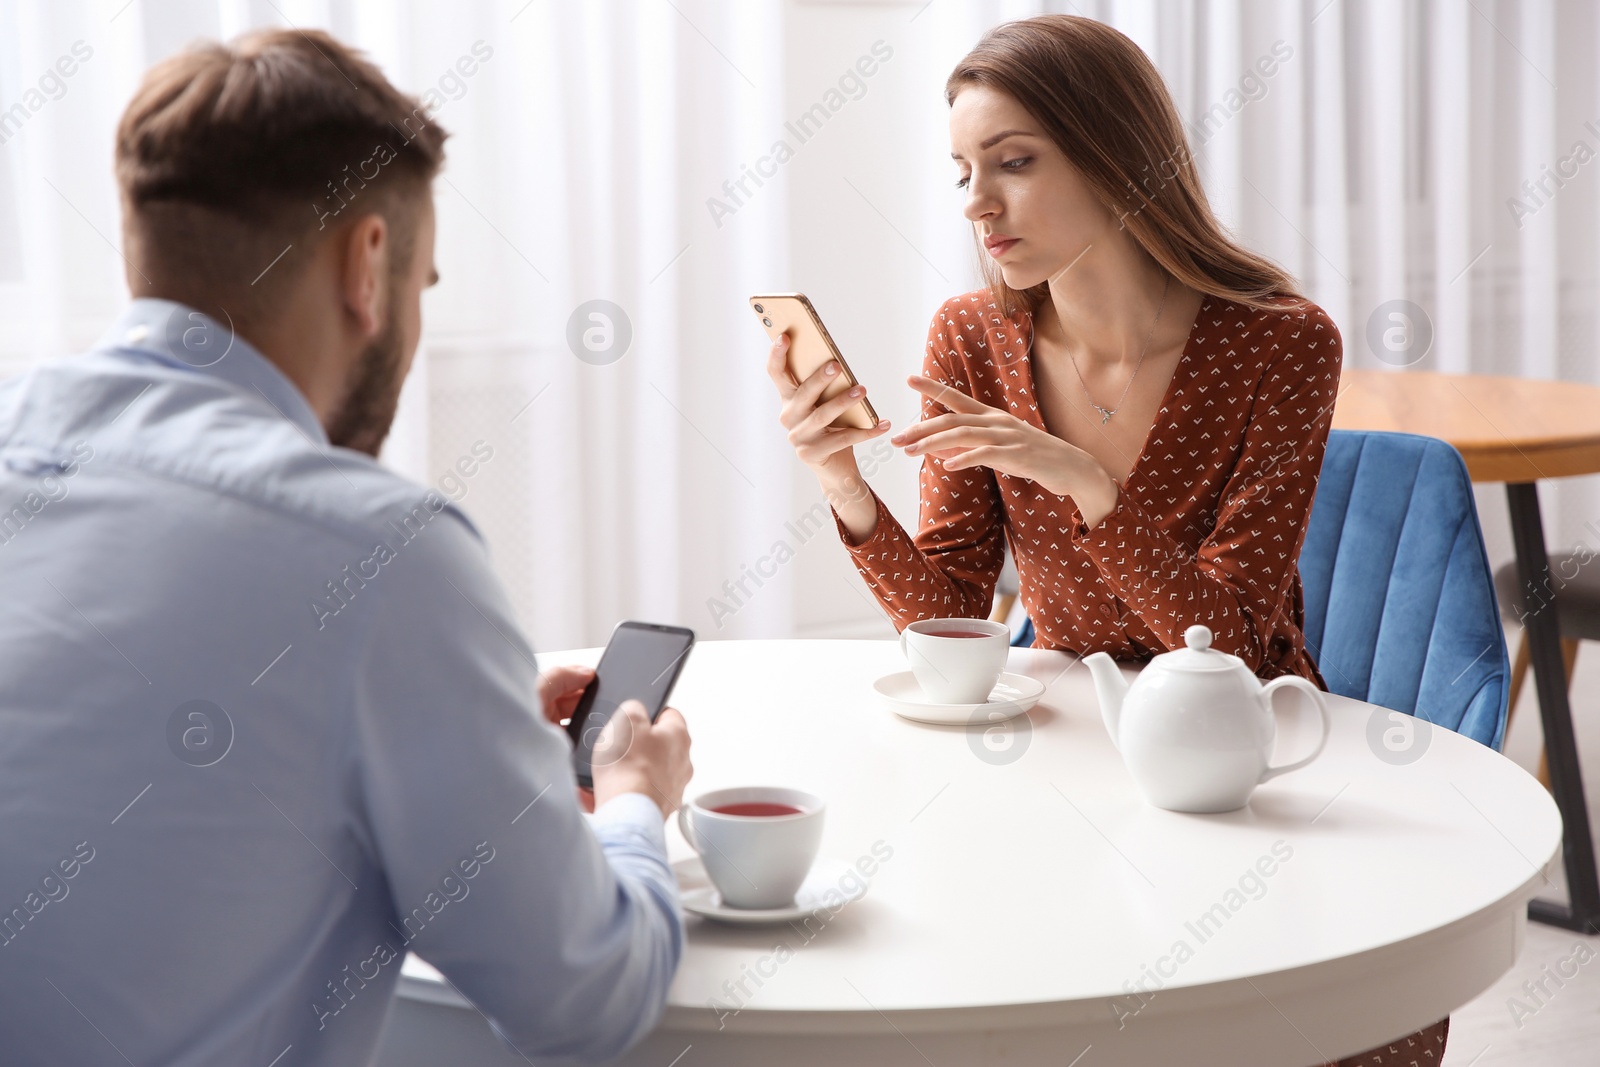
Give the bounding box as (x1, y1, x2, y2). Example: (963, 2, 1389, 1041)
(0, 28, 692, 1066)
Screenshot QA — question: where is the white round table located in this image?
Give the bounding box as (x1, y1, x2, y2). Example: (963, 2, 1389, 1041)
(392, 639, 1562, 1066)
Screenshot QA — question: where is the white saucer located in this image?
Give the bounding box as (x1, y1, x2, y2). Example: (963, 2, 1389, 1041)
(873, 670, 1046, 725)
(674, 854, 869, 924)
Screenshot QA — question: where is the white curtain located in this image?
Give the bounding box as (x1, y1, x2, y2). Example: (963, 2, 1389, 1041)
(2, 0, 1596, 651)
(0, 0, 793, 651)
(1066, 0, 1600, 570)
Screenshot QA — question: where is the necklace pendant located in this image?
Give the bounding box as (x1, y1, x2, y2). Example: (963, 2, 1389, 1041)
(1094, 405, 1114, 424)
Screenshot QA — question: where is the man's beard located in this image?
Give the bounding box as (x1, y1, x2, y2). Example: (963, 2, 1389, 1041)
(326, 304, 407, 457)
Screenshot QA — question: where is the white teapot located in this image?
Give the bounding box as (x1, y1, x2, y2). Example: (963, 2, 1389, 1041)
(1084, 624, 1331, 813)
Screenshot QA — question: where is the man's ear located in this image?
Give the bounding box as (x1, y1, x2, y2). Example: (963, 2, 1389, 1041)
(339, 213, 389, 339)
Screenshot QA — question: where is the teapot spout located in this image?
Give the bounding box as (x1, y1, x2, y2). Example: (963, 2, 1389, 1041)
(1083, 652, 1128, 750)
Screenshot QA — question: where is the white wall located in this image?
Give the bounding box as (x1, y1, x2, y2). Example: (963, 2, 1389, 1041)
(774, 0, 996, 639)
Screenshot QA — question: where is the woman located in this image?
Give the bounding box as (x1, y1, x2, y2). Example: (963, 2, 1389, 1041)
(766, 15, 1447, 1067)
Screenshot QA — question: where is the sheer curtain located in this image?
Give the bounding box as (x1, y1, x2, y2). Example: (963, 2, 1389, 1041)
(2, 0, 1596, 651)
(0, 0, 792, 651)
(912, 0, 1600, 571)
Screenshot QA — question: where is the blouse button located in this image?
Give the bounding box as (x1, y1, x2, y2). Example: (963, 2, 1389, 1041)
(1098, 603, 1114, 619)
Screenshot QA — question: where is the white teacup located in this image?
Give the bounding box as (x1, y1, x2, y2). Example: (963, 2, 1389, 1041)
(677, 787, 824, 909)
(900, 618, 1010, 704)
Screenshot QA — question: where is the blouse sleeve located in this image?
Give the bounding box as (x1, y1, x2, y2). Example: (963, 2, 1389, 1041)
(830, 306, 1007, 629)
(1068, 304, 1342, 671)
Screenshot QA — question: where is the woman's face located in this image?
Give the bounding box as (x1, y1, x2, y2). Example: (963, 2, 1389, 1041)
(949, 84, 1113, 290)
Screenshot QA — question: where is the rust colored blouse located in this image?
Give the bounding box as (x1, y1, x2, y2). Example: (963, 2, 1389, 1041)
(834, 289, 1343, 686)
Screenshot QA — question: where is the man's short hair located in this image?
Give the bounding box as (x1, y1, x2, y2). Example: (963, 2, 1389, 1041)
(116, 28, 447, 306)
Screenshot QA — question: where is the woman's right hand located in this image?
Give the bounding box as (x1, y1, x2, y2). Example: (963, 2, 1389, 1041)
(766, 334, 891, 476)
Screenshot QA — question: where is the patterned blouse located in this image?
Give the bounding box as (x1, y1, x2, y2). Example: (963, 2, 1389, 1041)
(834, 288, 1343, 686)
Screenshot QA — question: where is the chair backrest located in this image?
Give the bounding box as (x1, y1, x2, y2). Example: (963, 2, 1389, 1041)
(1300, 430, 1509, 749)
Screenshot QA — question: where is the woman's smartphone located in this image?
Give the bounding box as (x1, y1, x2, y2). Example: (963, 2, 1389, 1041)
(565, 620, 695, 789)
(751, 293, 878, 430)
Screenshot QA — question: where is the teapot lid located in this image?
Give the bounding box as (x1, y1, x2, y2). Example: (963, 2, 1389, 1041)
(1157, 624, 1243, 672)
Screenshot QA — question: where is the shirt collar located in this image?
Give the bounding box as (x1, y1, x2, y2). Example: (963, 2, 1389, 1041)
(94, 298, 328, 445)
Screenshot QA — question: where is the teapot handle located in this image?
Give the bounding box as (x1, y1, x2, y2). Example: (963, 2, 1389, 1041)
(1258, 676, 1331, 783)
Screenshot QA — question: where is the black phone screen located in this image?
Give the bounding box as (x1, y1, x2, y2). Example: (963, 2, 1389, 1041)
(566, 621, 694, 788)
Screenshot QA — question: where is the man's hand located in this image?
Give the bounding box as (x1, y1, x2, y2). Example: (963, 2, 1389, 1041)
(591, 701, 693, 819)
(537, 664, 596, 727)
(537, 665, 597, 810)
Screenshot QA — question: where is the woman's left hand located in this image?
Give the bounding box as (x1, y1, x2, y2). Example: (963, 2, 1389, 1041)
(892, 376, 1117, 514)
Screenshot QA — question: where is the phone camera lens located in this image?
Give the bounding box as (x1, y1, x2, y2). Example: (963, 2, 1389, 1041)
(753, 303, 764, 313)
(762, 317, 772, 327)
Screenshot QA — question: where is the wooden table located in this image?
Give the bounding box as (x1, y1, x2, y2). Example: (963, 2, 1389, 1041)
(382, 639, 1561, 1066)
(1333, 368, 1600, 934)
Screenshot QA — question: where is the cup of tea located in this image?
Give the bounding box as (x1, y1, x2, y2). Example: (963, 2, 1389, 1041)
(676, 786, 824, 909)
(900, 617, 1010, 704)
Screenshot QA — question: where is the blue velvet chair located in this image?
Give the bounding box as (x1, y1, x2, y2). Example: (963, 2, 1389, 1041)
(1010, 430, 1509, 750)
(1299, 430, 1508, 749)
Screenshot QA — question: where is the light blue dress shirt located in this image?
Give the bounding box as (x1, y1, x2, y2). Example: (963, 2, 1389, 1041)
(0, 299, 682, 1066)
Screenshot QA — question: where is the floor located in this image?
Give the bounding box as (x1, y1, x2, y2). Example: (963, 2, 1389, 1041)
(1440, 633, 1600, 1065)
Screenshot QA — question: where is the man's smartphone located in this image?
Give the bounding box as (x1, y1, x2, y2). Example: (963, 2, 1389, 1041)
(566, 621, 695, 789)
(751, 293, 878, 430)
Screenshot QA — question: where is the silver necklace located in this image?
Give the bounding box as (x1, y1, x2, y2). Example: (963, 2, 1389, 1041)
(1066, 274, 1171, 425)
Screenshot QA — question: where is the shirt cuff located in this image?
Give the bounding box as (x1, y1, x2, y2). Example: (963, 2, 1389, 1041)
(832, 489, 897, 554)
(1068, 482, 1144, 543)
(1067, 487, 1170, 602)
(590, 791, 669, 854)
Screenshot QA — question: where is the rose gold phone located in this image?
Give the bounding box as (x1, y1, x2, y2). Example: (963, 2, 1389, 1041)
(750, 293, 878, 430)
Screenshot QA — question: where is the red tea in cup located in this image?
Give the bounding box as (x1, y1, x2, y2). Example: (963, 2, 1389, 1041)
(679, 787, 827, 908)
(710, 802, 802, 817)
(902, 618, 1010, 703)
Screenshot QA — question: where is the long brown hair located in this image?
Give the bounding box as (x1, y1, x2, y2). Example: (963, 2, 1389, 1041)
(946, 15, 1303, 317)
